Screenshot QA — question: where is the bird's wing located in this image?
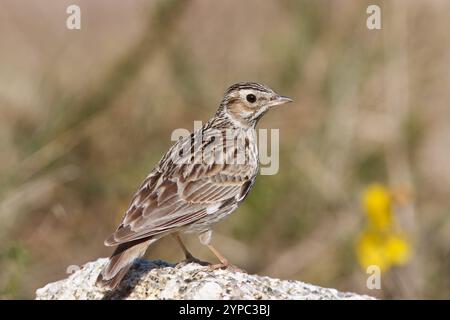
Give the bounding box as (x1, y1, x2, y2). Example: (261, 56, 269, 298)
(105, 130, 256, 246)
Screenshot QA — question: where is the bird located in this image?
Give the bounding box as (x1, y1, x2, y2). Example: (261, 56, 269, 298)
(96, 82, 292, 289)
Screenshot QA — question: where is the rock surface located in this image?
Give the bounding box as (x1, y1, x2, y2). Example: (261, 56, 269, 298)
(36, 258, 374, 300)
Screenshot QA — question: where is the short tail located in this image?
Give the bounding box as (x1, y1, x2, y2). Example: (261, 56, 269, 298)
(96, 238, 153, 290)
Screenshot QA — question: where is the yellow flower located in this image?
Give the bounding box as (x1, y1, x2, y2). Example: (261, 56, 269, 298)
(363, 184, 392, 231)
(385, 234, 411, 265)
(356, 231, 390, 271)
(356, 230, 411, 272)
(356, 184, 413, 272)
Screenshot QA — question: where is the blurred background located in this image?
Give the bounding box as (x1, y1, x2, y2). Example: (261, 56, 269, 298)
(1, 0, 449, 299)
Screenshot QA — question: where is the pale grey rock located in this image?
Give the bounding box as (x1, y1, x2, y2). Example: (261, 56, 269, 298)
(35, 258, 374, 300)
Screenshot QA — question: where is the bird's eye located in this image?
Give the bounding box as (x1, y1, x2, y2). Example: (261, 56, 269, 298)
(246, 94, 257, 103)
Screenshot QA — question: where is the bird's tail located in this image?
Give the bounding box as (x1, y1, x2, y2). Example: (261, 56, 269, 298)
(96, 238, 153, 290)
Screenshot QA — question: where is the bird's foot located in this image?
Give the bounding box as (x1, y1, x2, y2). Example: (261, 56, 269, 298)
(207, 260, 247, 273)
(181, 254, 210, 266)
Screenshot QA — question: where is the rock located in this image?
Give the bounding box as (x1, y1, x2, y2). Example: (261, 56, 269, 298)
(35, 258, 374, 300)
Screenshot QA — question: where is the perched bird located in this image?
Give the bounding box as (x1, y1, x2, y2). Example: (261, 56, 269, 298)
(97, 82, 292, 289)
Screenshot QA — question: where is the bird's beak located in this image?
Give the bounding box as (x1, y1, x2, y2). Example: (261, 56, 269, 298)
(268, 95, 293, 107)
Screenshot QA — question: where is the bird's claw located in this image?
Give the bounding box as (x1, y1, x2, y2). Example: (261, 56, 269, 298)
(181, 255, 211, 266)
(207, 262, 247, 273)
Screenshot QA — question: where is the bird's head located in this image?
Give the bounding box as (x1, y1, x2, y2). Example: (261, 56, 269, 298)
(217, 82, 292, 128)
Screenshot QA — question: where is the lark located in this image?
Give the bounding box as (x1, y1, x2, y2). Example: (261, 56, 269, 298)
(97, 82, 292, 289)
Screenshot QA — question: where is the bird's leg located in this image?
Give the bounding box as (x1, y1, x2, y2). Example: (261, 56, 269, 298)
(206, 244, 229, 267)
(200, 231, 228, 268)
(199, 231, 246, 273)
(206, 244, 246, 273)
(172, 233, 209, 265)
(172, 233, 194, 260)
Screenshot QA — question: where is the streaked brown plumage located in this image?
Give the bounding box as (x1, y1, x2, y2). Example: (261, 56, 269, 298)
(97, 82, 292, 289)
